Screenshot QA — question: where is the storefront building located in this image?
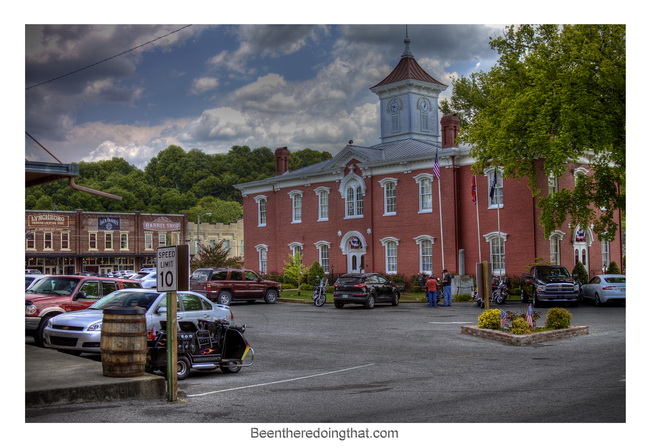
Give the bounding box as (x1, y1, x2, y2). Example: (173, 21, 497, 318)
(25, 210, 187, 274)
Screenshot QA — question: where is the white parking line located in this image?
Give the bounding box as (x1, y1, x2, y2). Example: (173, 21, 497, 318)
(428, 321, 473, 325)
(187, 363, 376, 397)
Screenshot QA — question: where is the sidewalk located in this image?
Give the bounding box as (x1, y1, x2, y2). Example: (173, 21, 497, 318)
(25, 344, 168, 407)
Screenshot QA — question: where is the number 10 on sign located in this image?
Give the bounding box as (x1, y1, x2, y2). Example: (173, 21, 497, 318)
(156, 246, 178, 292)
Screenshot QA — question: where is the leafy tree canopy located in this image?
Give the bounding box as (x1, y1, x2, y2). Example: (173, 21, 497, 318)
(440, 24, 625, 239)
(25, 145, 332, 217)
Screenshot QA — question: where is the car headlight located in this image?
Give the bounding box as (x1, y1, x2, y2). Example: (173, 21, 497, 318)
(87, 322, 102, 331)
(535, 284, 546, 292)
(25, 304, 37, 315)
(574, 284, 580, 291)
(46, 319, 53, 329)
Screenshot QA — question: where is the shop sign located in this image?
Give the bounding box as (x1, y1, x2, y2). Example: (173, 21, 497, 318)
(144, 216, 181, 231)
(28, 214, 69, 227)
(98, 217, 121, 231)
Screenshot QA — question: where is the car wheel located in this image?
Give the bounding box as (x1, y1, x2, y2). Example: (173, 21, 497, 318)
(364, 293, 376, 309)
(34, 313, 58, 347)
(594, 293, 601, 306)
(177, 356, 191, 380)
(334, 301, 344, 309)
(217, 291, 232, 306)
(264, 289, 278, 304)
(391, 291, 400, 306)
(220, 362, 242, 374)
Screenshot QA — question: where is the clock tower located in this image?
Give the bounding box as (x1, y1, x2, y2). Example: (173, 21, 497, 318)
(370, 32, 448, 144)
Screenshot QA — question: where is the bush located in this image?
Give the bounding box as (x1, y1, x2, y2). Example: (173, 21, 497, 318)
(572, 261, 589, 285)
(606, 262, 621, 274)
(305, 261, 326, 285)
(478, 309, 501, 330)
(545, 307, 572, 329)
(454, 293, 474, 302)
(510, 317, 532, 334)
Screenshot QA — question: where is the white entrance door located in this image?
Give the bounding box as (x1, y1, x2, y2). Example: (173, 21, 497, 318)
(347, 251, 364, 273)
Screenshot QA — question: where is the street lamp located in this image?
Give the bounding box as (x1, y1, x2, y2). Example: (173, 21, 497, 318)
(196, 212, 212, 254)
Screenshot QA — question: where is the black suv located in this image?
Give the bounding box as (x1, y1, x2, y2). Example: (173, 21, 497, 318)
(333, 273, 400, 309)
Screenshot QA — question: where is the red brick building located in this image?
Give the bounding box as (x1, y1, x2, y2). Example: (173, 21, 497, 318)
(234, 38, 624, 281)
(25, 210, 187, 274)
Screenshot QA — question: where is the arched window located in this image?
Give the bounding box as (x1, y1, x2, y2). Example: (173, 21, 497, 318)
(340, 174, 365, 218)
(549, 231, 565, 265)
(486, 168, 503, 208)
(414, 173, 433, 212)
(314, 241, 331, 274)
(414, 235, 434, 274)
(380, 237, 399, 274)
(484, 231, 508, 276)
(255, 244, 268, 274)
(314, 187, 330, 221)
(288, 190, 303, 223)
(379, 178, 397, 215)
(254, 195, 268, 227)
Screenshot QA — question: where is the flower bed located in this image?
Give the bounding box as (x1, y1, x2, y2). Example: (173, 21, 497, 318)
(460, 325, 589, 346)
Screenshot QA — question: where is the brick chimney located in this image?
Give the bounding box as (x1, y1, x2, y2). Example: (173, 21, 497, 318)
(441, 114, 460, 149)
(275, 147, 290, 175)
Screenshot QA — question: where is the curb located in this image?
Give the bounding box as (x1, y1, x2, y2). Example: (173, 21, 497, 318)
(460, 325, 589, 346)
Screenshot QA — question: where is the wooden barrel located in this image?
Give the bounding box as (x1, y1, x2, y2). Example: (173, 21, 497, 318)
(100, 307, 147, 377)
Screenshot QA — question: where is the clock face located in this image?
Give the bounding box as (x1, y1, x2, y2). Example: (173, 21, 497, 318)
(390, 101, 399, 113)
(421, 100, 429, 111)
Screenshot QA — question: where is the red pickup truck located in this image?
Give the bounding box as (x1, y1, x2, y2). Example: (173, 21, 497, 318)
(25, 275, 142, 346)
(190, 267, 281, 306)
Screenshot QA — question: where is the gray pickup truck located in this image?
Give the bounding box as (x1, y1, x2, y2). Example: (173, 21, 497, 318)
(520, 265, 580, 307)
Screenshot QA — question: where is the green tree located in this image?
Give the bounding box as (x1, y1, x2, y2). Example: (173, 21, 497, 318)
(283, 253, 306, 293)
(191, 241, 243, 271)
(186, 196, 243, 224)
(441, 24, 625, 240)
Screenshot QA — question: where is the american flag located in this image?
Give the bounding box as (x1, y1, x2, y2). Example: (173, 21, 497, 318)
(500, 310, 507, 329)
(433, 150, 441, 179)
(526, 304, 534, 327)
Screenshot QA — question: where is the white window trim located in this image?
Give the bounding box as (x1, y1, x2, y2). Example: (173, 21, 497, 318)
(314, 240, 331, 274)
(483, 231, 508, 276)
(379, 177, 398, 216)
(380, 237, 399, 274)
(549, 230, 565, 265)
(60, 231, 71, 251)
(254, 195, 268, 227)
(485, 168, 504, 209)
(288, 190, 303, 224)
(414, 235, 435, 275)
(89, 232, 98, 251)
(288, 242, 304, 257)
(104, 232, 114, 251)
(144, 232, 153, 251)
(44, 231, 54, 251)
(414, 173, 433, 213)
(255, 244, 269, 274)
(314, 187, 330, 221)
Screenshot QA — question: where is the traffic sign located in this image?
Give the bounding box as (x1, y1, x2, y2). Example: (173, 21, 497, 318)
(156, 246, 178, 292)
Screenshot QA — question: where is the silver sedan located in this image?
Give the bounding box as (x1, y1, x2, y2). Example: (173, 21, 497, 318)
(580, 274, 626, 306)
(43, 289, 232, 354)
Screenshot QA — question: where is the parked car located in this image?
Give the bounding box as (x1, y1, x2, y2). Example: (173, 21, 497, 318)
(25, 269, 42, 274)
(25, 275, 142, 346)
(520, 265, 580, 307)
(132, 270, 157, 288)
(25, 274, 47, 290)
(190, 267, 281, 306)
(43, 289, 233, 354)
(333, 273, 400, 309)
(580, 274, 626, 306)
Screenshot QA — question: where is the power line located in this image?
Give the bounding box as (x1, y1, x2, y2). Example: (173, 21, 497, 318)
(26, 25, 192, 90)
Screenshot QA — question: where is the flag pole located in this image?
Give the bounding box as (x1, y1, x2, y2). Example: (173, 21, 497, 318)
(438, 176, 444, 270)
(473, 175, 482, 262)
(434, 150, 444, 270)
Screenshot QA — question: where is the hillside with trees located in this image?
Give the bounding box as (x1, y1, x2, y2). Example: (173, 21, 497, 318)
(25, 145, 332, 224)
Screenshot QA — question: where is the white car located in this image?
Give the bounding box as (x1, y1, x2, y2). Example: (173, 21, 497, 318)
(580, 274, 626, 306)
(43, 289, 232, 354)
(132, 270, 157, 288)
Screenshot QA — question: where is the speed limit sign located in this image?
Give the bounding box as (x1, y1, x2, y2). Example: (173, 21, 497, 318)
(155, 245, 189, 292)
(156, 246, 178, 292)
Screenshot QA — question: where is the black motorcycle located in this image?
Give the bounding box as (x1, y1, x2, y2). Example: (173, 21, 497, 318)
(313, 277, 328, 307)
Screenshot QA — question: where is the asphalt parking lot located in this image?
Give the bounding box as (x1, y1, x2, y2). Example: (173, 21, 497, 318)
(25, 300, 626, 427)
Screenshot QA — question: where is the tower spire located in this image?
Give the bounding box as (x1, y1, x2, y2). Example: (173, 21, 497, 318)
(402, 25, 413, 58)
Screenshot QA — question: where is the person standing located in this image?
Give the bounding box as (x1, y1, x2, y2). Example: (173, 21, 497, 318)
(442, 269, 452, 306)
(426, 275, 439, 307)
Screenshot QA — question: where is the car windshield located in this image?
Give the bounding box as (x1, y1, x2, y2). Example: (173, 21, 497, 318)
(89, 290, 160, 310)
(605, 277, 626, 284)
(337, 276, 364, 285)
(537, 267, 570, 278)
(26, 277, 80, 295)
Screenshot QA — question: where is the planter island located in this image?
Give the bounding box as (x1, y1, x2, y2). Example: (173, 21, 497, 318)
(460, 325, 590, 346)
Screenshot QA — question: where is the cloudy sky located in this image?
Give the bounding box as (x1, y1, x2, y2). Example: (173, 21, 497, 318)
(25, 23, 505, 168)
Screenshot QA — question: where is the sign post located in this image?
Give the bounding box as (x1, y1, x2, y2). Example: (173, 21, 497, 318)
(156, 245, 187, 402)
